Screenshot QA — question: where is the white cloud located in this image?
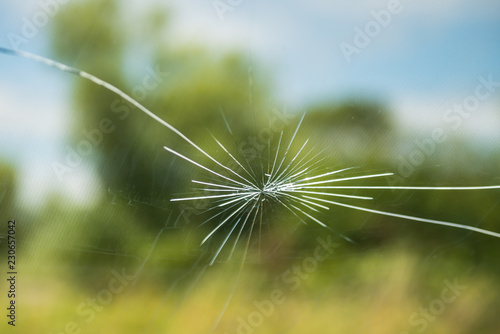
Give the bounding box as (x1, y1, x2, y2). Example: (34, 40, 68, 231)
(298, 0, 499, 20)
(0, 83, 70, 163)
(122, 0, 299, 63)
(391, 96, 500, 144)
(16, 161, 103, 211)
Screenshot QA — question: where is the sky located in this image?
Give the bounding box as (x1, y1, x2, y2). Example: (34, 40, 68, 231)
(0, 0, 499, 207)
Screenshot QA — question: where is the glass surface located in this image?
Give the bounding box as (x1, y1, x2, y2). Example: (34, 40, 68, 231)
(1, 1, 499, 333)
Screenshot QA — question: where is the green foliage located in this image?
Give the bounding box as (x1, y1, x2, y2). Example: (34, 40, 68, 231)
(1, 1, 499, 332)
(0, 163, 16, 218)
(44, 0, 500, 268)
(49, 0, 271, 230)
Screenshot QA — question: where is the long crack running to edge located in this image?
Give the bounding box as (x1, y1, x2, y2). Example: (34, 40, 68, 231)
(2, 46, 500, 267)
(169, 113, 500, 265)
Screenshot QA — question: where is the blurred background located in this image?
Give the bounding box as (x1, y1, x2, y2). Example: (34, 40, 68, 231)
(1, 0, 500, 333)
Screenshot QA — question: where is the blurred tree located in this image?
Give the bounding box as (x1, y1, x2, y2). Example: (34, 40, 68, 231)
(303, 100, 395, 167)
(49, 0, 271, 230)
(45, 0, 500, 272)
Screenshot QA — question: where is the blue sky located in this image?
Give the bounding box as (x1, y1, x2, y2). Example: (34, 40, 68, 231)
(160, 0, 500, 103)
(0, 0, 499, 207)
(1, 0, 500, 104)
